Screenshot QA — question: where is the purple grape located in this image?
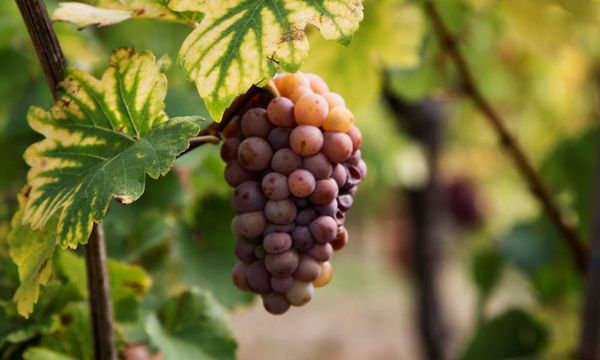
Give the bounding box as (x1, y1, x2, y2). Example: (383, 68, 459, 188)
(262, 292, 291, 315)
(271, 276, 294, 293)
(232, 181, 266, 213)
(220, 138, 240, 163)
(296, 208, 318, 226)
(232, 262, 250, 291)
(271, 148, 302, 175)
(265, 199, 297, 225)
(246, 261, 271, 294)
(335, 210, 345, 226)
(322, 132, 353, 163)
(261, 172, 290, 200)
(344, 163, 362, 188)
(294, 255, 322, 282)
(224, 160, 257, 187)
(309, 178, 338, 206)
(288, 169, 316, 198)
(237, 137, 273, 171)
(265, 249, 299, 277)
(309, 216, 338, 243)
(289, 125, 323, 157)
(268, 127, 292, 150)
(337, 194, 353, 211)
(346, 150, 361, 166)
(331, 226, 348, 251)
(292, 226, 314, 252)
(267, 97, 296, 127)
(357, 159, 367, 178)
(331, 163, 348, 188)
(264, 222, 295, 235)
(235, 239, 257, 262)
(315, 199, 337, 217)
(263, 232, 292, 254)
(231, 212, 266, 238)
(303, 153, 332, 180)
(307, 243, 333, 262)
(241, 108, 272, 138)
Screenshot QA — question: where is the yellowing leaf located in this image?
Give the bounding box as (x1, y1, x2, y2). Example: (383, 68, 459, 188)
(176, 0, 364, 119)
(53, 3, 134, 29)
(19, 48, 206, 248)
(8, 191, 58, 318)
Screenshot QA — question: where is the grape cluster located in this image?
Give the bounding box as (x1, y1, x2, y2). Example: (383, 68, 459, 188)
(222, 72, 366, 315)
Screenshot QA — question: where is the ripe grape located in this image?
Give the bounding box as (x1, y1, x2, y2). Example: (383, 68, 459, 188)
(290, 125, 323, 156)
(224, 72, 367, 314)
(288, 169, 316, 198)
(294, 93, 328, 127)
(238, 137, 273, 171)
(267, 97, 296, 127)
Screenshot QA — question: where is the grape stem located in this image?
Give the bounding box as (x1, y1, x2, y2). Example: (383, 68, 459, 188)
(14, 1, 117, 359)
(421, 0, 588, 273)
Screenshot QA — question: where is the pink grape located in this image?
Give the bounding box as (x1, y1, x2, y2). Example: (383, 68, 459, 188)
(303, 153, 333, 180)
(292, 226, 314, 252)
(232, 181, 266, 213)
(288, 169, 316, 198)
(238, 137, 273, 171)
(294, 93, 328, 127)
(231, 212, 266, 238)
(294, 254, 322, 282)
(232, 262, 251, 291)
(265, 199, 297, 225)
(307, 242, 333, 261)
(265, 249, 299, 277)
(261, 172, 290, 200)
(267, 97, 296, 127)
(321, 132, 353, 163)
(290, 125, 323, 156)
(271, 148, 302, 175)
(262, 292, 291, 315)
(309, 216, 338, 243)
(309, 178, 338, 206)
(263, 232, 292, 254)
(271, 276, 294, 293)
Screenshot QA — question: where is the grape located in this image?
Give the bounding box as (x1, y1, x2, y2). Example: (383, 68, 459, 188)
(265, 199, 297, 225)
(241, 108, 272, 138)
(232, 262, 250, 291)
(307, 73, 329, 95)
(291, 226, 314, 252)
(261, 173, 290, 200)
(347, 126, 363, 152)
(264, 222, 295, 235)
(323, 92, 345, 110)
(306, 242, 333, 261)
(295, 208, 318, 226)
(315, 200, 337, 217)
(321, 132, 353, 163)
(224, 160, 256, 187)
(331, 226, 349, 251)
(267, 127, 292, 150)
(294, 93, 329, 127)
(267, 97, 296, 127)
(263, 232, 292, 254)
(294, 255, 322, 282)
(309, 178, 338, 206)
(271, 276, 294, 293)
(246, 261, 272, 294)
(288, 169, 316, 198)
(235, 238, 257, 262)
(232, 181, 266, 213)
(337, 194, 353, 211)
(289, 86, 313, 103)
(309, 216, 338, 243)
(331, 163, 348, 188)
(303, 153, 332, 180)
(286, 280, 314, 306)
(265, 249, 299, 277)
(323, 106, 354, 132)
(224, 72, 367, 312)
(313, 261, 333, 288)
(277, 72, 310, 97)
(271, 148, 301, 175)
(290, 125, 323, 156)
(220, 138, 240, 163)
(262, 292, 291, 315)
(231, 212, 266, 238)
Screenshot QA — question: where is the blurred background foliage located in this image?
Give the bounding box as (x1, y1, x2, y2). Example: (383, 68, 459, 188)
(1, 0, 599, 359)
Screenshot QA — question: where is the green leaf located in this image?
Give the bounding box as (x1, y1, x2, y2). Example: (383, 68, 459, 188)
(146, 291, 236, 360)
(176, 0, 364, 119)
(24, 348, 76, 360)
(471, 248, 503, 302)
(7, 192, 58, 318)
(460, 308, 548, 360)
(19, 48, 206, 248)
(303, 0, 424, 108)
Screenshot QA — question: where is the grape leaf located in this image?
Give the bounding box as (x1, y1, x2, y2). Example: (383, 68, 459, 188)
(18, 48, 207, 248)
(175, 0, 364, 119)
(7, 191, 58, 318)
(145, 291, 236, 360)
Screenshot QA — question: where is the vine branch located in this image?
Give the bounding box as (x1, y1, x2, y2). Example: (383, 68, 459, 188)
(15, 1, 117, 359)
(421, 0, 588, 273)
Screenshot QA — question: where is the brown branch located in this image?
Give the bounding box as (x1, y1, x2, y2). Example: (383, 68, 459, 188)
(422, 0, 588, 273)
(578, 139, 600, 360)
(15, 1, 117, 359)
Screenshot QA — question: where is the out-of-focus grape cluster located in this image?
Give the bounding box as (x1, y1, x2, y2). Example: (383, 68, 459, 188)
(221, 72, 366, 314)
